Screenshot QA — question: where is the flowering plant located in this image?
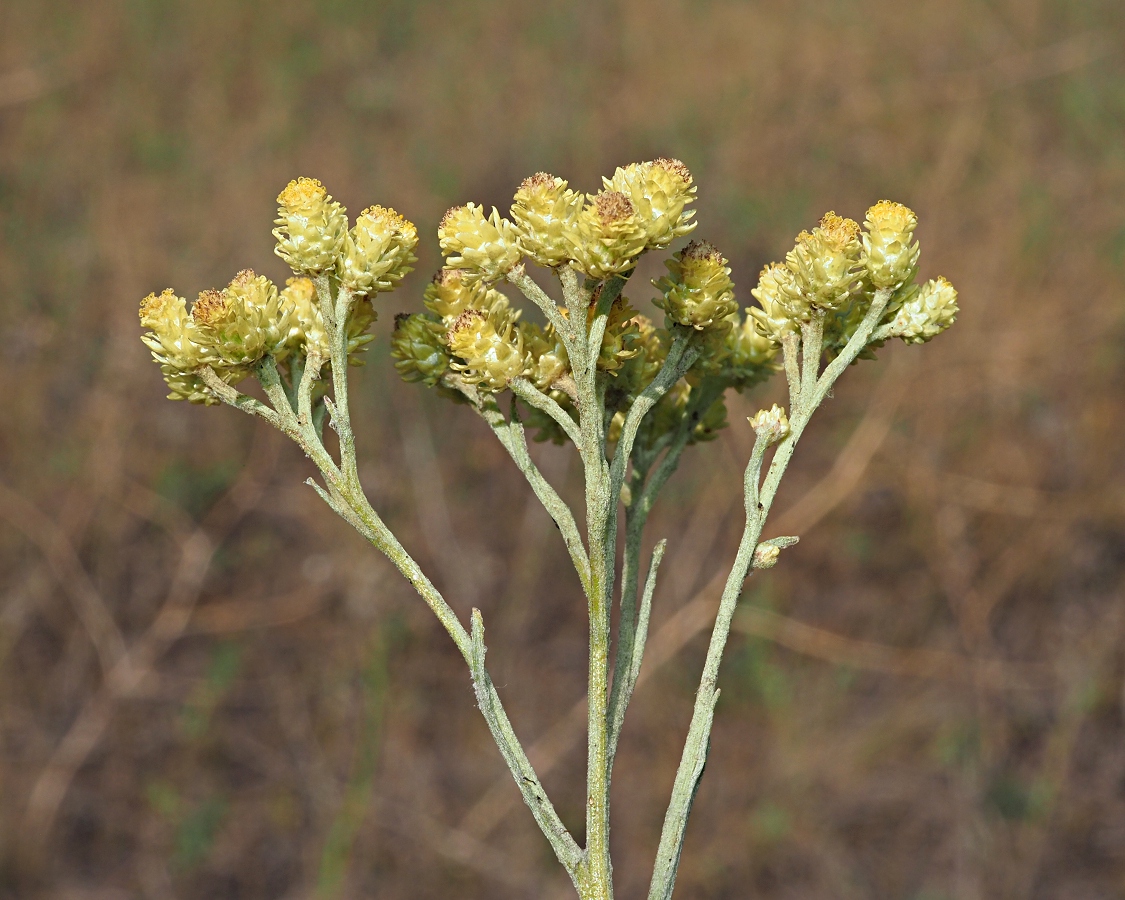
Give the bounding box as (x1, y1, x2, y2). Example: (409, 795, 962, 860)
(140, 161, 956, 899)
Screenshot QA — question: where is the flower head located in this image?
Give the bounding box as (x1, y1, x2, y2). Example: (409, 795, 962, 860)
(654, 240, 739, 331)
(423, 267, 508, 325)
(273, 178, 349, 275)
(785, 212, 863, 311)
(192, 269, 296, 366)
(338, 205, 418, 295)
(510, 173, 583, 268)
(391, 313, 450, 386)
(885, 276, 958, 343)
(749, 262, 805, 336)
(139, 289, 241, 404)
(571, 190, 649, 279)
(603, 158, 697, 250)
(749, 404, 789, 445)
(446, 306, 528, 391)
(861, 200, 920, 289)
(439, 203, 523, 283)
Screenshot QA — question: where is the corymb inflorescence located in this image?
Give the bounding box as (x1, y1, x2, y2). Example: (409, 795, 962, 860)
(138, 160, 960, 900)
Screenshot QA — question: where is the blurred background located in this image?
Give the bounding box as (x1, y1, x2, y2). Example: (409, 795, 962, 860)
(2, 1, 1125, 897)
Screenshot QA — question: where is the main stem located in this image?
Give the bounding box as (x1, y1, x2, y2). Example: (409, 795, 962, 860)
(566, 269, 614, 900)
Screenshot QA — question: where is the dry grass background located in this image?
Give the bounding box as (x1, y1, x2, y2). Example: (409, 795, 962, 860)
(2, 1, 1125, 897)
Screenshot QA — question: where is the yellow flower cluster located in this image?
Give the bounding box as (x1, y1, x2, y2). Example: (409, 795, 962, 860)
(140, 178, 415, 402)
(749, 201, 956, 354)
(273, 177, 417, 291)
(396, 161, 785, 446)
(139, 270, 303, 403)
(140, 165, 957, 465)
(435, 158, 697, 284)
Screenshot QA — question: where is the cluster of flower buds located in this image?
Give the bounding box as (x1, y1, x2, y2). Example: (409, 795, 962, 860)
(749, 201, 957, 355)
(141, 179, 417, 402)
(395, 161, 788, 451)
(142, 165, 958, 469)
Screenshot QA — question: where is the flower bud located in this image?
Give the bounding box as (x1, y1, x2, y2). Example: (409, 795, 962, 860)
(390, 313, 450, 386)
(439, 203, 523, 283)
(749, 263, 805, 336)
(785, 212, 863, 311)
(749, 404, 789, 444)
(191, 270, 295, 367)
(423, 267, 508, 326)
(139, 289, 230, 404)
(571, 190, 649, 279)
(519, 321, 569, 389)
(752, 543, 781, 569)
(279, 276, 329, 358)
(510, 173, 583, 268)
(861, 200, 920, 289)
(654, 240, 739, 331)
(446, 307, 528, 391)
(273, 177, 348, 275)
(886, 276, 958, 343)
(603, 158, 697, 250)
(596, 296, 642, 373)
(338, 205, 418, 295)
(724, 312, 780, 390)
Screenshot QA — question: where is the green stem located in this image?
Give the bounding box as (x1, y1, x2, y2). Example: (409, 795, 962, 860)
(510, 376, 582, 447)
(606, 377, 722, 773)
(475, 395, 590, 591)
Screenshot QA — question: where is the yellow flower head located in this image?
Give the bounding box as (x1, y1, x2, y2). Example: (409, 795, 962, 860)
(510, 173, 583, 268)
(784, 212, 863, 312)
(571, 190, 649, 279)
(886, 276, 958, 343)
(861, 200, 920, 289)
(653, 240, 739, 331)
(139, 289, 238, 404)
(604, 157, 697, 250)
(423, 267, 509, 325)
(446, 305, 528, 391)
(749, 404, 789, 444)
(273, 177, 349, 275)
(338, 205, 418, 295)
(439, 203, 523, 283)
(519, 320, 570, 390)
(749, 262, 804, 337)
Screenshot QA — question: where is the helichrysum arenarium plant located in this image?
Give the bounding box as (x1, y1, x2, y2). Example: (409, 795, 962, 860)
(139, 162, 957, 899)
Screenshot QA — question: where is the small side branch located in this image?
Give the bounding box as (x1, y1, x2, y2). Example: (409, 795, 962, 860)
(507, 265, 575, 352)
(510, 377, 583, 447)
(606, 538, 665, 765)
(470, 611, 584, 880)
(475, 396, 590, 589)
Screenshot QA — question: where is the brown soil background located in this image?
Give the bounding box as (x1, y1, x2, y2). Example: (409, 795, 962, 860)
(2, 1, 1125, 898)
